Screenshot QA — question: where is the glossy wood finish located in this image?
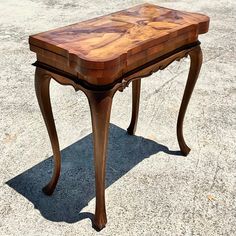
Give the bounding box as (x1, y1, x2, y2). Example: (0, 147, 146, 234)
(33, 42, 205, 230)
(30, 4, 209, 231)
(29, 3, 209, 86)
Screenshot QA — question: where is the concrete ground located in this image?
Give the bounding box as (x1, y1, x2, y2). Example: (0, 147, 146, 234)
(0, 0, 235, 235)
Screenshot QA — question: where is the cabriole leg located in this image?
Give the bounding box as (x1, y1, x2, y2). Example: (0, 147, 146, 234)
(35, 67, 61, 195)
(177, 45, 203, 156)
(86, 90, 114, 231)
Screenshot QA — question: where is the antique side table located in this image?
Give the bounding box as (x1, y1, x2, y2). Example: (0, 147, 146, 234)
(29, 3, 209, 230)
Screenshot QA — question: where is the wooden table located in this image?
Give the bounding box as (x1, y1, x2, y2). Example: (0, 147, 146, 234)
(29, 3, 209, 230)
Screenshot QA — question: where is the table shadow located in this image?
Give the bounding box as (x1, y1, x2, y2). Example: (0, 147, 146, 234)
(6, 124, 182, 224)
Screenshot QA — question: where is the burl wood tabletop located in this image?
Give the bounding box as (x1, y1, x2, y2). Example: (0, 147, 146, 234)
(29, 3, 209, 85)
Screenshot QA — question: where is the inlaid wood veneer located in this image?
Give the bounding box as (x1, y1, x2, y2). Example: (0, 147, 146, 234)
(29, 3, 209, 85)
(29, 3, 209, 231)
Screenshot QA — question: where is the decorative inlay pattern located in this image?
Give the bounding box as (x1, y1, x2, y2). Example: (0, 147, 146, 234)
(29, 3, 209, 85)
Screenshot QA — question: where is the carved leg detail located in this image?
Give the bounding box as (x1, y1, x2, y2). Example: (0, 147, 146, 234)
(86, 90, 113, 231)
(127, 79, 141, 135)
(35, 67, 61, 195)
(177, 45, 203, 156)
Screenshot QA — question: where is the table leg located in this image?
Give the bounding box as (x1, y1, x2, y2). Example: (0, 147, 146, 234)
(177, 45, 203, 156)
(127, 79, 141, 135)
(86, 90, 113, 231)
(35, 67, 61, 195)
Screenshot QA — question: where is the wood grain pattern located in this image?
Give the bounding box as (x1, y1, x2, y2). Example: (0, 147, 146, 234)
(33, 41, 205, 230)
(29, 3, 209, 85)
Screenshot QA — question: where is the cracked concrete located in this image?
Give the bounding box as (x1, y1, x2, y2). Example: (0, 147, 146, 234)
(0, 0, 235, 235)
